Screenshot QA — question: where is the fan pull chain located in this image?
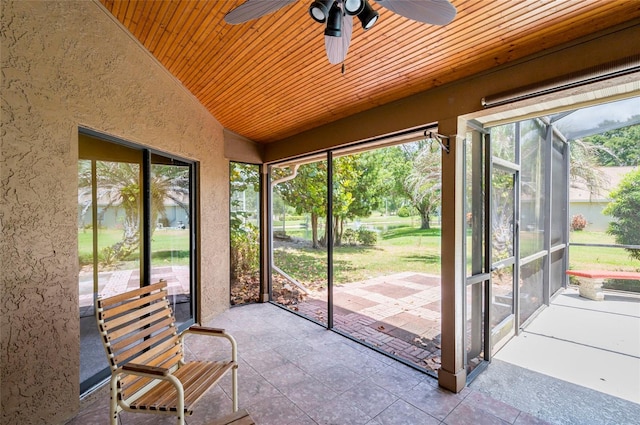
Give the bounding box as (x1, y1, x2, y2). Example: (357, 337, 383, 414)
(341, 62, 346, 74)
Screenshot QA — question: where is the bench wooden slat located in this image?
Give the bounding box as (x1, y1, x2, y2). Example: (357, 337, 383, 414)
(114, 327, 177, 365)
(120, 341, 182, 396)
(101, 290, 168, 320)
(566, 270, 640, 279)
(103, 300, 170, 331)
(107, 307, 172, 341)
(130, 361, 234, 413)
(98, 281, 167, 308)
(182, 362, 233, 406)
(111, 316, 175, 352)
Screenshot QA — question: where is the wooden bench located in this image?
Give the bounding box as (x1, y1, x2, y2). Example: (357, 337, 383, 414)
(566, 270, 640, 301)
(96, 281, 239, 425)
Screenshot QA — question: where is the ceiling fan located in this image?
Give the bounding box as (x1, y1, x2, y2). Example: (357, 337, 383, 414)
(224, 0, 457, 65)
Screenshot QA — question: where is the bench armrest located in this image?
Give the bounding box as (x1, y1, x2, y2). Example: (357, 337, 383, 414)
(181, 326, 238, 364)
(121, 363, 170, 377)
(187, 325, 227, 335)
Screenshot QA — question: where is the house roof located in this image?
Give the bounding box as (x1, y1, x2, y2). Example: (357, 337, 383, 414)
(570, 166, 637, 202)
(100, 1, 640, 144)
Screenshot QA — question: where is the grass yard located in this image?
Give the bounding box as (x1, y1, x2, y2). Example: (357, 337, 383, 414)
(78, 228, 190, 267)
(569, 230, 616, 244)
(274, 224, 638, 288)
(568, 245, 639, 272)
(568, 230, 639, 272)
(274, 225, 441, 286)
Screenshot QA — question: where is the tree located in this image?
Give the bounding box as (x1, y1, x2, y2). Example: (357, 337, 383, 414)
(274, 152, 388, 248)
(229, 163, 260, 280)
(374, 145, 412, 215)
(603, 168, 640, 261)
(567, 138, 610, 200)
(403, 143, 442, 229)
(331, 152, 385, 245)
(78, 161, 189, 263)
(583, 122, 640, 166)
(378, 140, 443, 229)
(274, 162, 327, 248)
(229, 162, 260, 232)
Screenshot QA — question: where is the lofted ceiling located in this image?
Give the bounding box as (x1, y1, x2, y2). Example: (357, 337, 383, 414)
(100, 0, 640, 144)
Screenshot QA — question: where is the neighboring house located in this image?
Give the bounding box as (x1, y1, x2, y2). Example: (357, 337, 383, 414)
(569, 166, 636, 231)
(77, 198, 190, 230)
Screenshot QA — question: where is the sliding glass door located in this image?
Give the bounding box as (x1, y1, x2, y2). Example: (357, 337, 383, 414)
(78, 130, 197, 394)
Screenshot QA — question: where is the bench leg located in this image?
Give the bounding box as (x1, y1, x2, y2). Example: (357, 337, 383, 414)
(232, 366, 238, 412)
(110, 376, 119, 425)
(579, 277, 605, 301)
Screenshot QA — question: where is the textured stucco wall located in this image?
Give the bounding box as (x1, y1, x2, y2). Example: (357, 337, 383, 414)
(1, 1, 229, 423)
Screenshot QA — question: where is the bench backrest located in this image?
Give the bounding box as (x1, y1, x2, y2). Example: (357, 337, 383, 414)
(96, 281, 182, 399)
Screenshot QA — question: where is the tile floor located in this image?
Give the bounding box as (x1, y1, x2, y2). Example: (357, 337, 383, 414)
(68, 302, 549, 425)
(470, 287, 640, 425)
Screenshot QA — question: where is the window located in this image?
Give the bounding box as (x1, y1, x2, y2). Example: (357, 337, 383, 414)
(229, 162, 261, 305)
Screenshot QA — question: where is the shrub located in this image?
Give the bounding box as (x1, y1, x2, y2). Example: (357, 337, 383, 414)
(397, 206, 412, 217)
(357, 228, 377, 246)
(99, 246, 119, 268)
(230, 224, 259, 280)
(570, 214, 587, 231)
(342, 228, 357, 245)
(78, 253, 93, 266)
(603, 168, 640, 261)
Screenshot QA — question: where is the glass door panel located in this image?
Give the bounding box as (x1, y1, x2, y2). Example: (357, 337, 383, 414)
(519, 120, 546, 258)
(490, 265, 514, 329)
(518, 119, 546, 323)
(150, 156, 192, 325)
(78, 137, 143, 393)
(271, 160, 328, 326)
(95, 160, 143, 298)
(229, 162, 261, 306)
(466, 281, 485, 373)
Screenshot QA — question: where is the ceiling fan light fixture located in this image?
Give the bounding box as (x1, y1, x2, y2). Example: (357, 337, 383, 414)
(309, 0, 335, 23)
(324, 2, 343, 37)
(344, 0, 365, 16)
(357, 1, 378, 30)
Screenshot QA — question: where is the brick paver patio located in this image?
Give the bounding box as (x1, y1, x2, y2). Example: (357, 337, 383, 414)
(291, 272, 443, 373)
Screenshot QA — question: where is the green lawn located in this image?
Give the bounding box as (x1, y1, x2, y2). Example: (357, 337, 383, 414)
(569, 230, 616, 245)
(568, 230, 638, 272)
(569, 245, 638, 272)
(79, 228, 190, 267)
(274, 225, 441, 285)
(274, 225, 638, 287)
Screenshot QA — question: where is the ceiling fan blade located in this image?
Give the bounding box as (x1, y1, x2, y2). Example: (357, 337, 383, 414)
(224, 0, 296, 25)
(325, 14, 353, 65)
(375, 0, 456, 25)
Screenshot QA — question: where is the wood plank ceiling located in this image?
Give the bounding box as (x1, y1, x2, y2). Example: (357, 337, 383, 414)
(100, 0, 640, 143)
